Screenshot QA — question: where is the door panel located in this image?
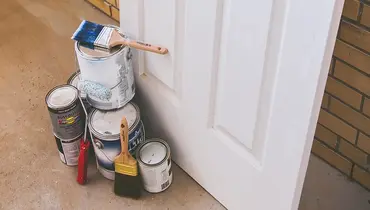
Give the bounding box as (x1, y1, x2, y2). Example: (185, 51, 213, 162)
(120, 0, 343, 209)
(212, 0, 273, 150)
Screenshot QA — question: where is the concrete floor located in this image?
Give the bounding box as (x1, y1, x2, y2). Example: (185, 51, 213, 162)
(0, 0, 369, 209)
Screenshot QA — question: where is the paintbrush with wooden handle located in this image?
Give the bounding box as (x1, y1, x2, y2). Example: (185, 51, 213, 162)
(71, 20, 168, 55)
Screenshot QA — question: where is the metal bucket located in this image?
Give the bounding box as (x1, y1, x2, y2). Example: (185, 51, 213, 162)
(74, 25, 135, 110)
(136, 138, 173, 193)
(88, 102, 145, 180)
(45, 85, 85, 139)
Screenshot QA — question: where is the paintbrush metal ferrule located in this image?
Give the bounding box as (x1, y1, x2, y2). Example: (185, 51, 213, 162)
(94, 27, 114, 49)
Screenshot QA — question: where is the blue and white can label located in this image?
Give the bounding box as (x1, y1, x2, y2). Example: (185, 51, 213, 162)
(88, 102, 145, 180)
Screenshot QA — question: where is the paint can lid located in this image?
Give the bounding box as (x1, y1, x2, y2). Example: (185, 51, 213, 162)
(46, 85, 78, 109)
(89, 102, 139, 138)
(139, 141, 167, 165)
(67, 71, 86, 98)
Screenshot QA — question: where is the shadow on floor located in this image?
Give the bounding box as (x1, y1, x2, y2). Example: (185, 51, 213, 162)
(299, 155, 370, 210)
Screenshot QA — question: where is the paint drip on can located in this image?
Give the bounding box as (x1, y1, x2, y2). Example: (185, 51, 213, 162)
(45, 85, 85, 140)
(54, 133, 82, 166)
(136, 138, 173, 193)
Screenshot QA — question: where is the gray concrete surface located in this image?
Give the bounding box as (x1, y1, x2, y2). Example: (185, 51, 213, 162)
(299, 155, 370, 210)
(0, 0, 369, 209)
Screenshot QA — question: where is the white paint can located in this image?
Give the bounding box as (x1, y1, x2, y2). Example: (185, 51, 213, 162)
(88, 102, 145, 180)
(74, 25, 135, 110)
(136, 138, 173, 193)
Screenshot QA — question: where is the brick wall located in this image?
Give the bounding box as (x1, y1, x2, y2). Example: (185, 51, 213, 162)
(86, 0, 120, 22)
(313, 0, 370, 190)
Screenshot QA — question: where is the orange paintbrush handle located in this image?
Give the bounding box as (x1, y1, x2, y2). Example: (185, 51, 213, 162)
(119, 117, 129, 159)
(113, 39, 168, 55)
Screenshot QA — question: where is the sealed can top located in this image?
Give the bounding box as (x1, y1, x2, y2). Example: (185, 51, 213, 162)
(137, 138, 170, 166)
(46, 85, 78, 110)
(139, 142, 167, 165)
(75, 25, 126, 59)
(67, 71, 86, 98)
(89, 102, 140, 140)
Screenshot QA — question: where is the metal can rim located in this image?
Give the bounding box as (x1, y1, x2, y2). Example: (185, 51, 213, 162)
(136, 138, 171, 167)
(88, 102, 141, 140)
(53, 132, 83, 142)
(66, 70, 80, 85)
(45, 84, 79, 110)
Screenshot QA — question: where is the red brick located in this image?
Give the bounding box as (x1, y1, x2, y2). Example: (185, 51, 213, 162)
(334, 60, 370, 96)
(352, 165, 370, 189)
(342, 0, 360, 20)
(318, 109, 357, 143)
(330, 98, 370, 136)
(333, 40, 370, 74)
(312, 140, 352, 175)
(325, 77, 362, 109)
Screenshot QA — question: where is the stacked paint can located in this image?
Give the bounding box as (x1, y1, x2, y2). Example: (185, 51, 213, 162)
(72, 24, 148, 180)
(45, 85, 85, 166)
(45, 23, 172, 192)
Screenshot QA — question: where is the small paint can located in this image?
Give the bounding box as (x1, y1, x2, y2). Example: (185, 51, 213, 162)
(54, 133, 82, 166)
(75, 25, 135, 110)
(66, 70, 92, 112)
(88, 102, 145, 180)
(45, 85, 85, 139)
(136, 138, 173, 193)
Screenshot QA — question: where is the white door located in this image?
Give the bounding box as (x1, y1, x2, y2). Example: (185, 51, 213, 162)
(120, 0, 344, 209)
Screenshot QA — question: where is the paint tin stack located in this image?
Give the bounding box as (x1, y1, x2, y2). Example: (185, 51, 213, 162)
(45, 85, 85, 166)
(45, 22, 173, 193)
(72, 24, 147, 180)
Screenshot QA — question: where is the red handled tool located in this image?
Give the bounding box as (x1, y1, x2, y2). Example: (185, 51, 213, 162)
(77, 97, 90, 185)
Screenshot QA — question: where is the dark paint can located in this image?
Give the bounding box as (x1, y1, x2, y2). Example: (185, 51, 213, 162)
(45, 85, 85, 139)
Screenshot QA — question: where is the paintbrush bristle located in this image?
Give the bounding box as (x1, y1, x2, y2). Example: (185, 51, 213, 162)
(114, 173, 141, 198)
(71, 20, 114, 49)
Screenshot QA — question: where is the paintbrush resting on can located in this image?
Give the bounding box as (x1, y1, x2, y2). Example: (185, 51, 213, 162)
(114, 117, 142, 198)
(71, 20, 168, 55)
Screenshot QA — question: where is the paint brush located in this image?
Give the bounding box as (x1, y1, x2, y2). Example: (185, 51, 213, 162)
(72, 20, 168, 55)
(76, 96, 90, 185)
(114, 117, 141, 198)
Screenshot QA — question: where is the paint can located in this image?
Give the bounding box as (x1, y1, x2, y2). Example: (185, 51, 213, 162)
(74, 25, 135, 110)
(54, 133, 82, 166)
(66, 70, 92, 112)
(45, 85, 85, 139)
(88, 102, 145, 180)
(136, 138, 173, 193)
